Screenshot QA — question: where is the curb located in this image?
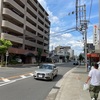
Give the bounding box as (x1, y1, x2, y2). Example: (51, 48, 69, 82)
(45, 67, 77, 100)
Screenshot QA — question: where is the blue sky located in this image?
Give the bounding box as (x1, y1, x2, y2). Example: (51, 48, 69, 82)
(38, 0, 99, 56)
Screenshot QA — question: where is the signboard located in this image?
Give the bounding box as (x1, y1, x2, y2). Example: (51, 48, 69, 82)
(93, 25, 99, 45)
(93, 24, 100, 53)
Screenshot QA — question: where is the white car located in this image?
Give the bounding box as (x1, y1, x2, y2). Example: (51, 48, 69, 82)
(33, 63, 58, 80)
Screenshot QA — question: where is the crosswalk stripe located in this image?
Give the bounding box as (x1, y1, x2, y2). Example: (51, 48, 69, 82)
(0, 73, 34, 83)
(29, 73, 34, 76)
(1, 77, 10, 82)
(20, 75, 27, 78)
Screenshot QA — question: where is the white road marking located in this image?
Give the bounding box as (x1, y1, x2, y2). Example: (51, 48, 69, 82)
(20, 75, 27, 78)
(1, 77, 10, 82)
(0, 74, 33, 87)
(0, 80, 16, 87)
(15, 76, 32, 81)
(29, 73, 34, 76)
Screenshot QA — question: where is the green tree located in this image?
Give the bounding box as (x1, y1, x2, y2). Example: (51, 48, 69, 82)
(0, 39, 12, 66)
(78, 54, 84, 65)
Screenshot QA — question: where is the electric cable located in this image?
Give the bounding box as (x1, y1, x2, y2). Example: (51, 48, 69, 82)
(88, 0, 93, 23)
(51, 29, 77, 37)
(50, 27, 76, 37)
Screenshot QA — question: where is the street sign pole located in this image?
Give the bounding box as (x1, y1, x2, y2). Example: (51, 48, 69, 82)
(5, 50, 9, 67)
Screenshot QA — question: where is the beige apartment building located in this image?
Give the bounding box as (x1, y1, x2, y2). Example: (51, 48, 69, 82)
(0, 0, 50, 63)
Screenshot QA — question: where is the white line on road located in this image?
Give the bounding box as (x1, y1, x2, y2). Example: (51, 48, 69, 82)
(0, 80, 16, 87)
(20, 75, 27, 78)
(0, 75, 33, 87)
(1, 77, 10, 82)
(29, 73, 34, 76)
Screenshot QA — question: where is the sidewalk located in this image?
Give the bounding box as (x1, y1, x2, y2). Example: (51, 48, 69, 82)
(45, 66, 100, 100)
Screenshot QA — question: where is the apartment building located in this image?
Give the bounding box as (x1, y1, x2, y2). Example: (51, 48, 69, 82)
(0, 0, 50, 63)
(50, 46, 73, 62)
(55, 46, 71, 56)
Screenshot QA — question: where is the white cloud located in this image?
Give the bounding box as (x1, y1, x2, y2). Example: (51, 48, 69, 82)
(38, 0, 47, 9)
(87, 35, 93, 43)
(49, 13, 59, 24)
(38, 0, 59, 24)
(61, 33, 72, 38)
(68, 40, 84, 48)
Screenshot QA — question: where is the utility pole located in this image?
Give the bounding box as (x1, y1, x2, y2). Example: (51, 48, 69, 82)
(99, 0, 100, 60)
(76, 0, 88, 70)
(84, 5, 88, 70)
(76, 0, 78, 30)
(99, 0, 100, 41)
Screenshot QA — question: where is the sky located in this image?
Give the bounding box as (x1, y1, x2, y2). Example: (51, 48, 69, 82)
(38, 0, 99, 56)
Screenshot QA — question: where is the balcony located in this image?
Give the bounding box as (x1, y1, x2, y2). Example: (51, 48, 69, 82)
(27, 4, 37, 16)
(44, 40, 49, 44)
(36, 37, 44, 42)
(20, 0, 25, 5)
(26, 21, 37, 31)
(3, 8, 24, 24)
(44, 46, 48, 50)
(26, 12, 37, 23)
(25, 40, 37, 47)
(37, 44, 44, 49)
(1, 33, 23, 44)
(25, 31, 36, 38)
(2, 20, 23, 34)
(29, 0, 37, 7)
(3, 0, 24, 14)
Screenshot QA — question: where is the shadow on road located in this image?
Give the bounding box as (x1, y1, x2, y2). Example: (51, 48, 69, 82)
(33, 74, 63, 82)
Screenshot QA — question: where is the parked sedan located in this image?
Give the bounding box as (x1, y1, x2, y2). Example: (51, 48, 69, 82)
(33, 63, 58, 81)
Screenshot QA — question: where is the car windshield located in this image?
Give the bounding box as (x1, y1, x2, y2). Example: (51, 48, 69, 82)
(39, 65, 53, 70)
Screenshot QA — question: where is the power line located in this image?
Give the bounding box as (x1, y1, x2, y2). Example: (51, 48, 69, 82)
(50, 27, 76, 37)
(51, 27, 76, 34)
(51, 29, 76, 37)
(88, 0, 93, 22)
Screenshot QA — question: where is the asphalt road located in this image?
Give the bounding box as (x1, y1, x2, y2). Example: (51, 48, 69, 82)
(0, 62, 75, 100)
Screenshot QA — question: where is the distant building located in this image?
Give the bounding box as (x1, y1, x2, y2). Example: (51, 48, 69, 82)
(87, 43, 95, 53)
(55, 46, 71, 55)
(68, 49, 74, 59)
(0, 0, 50, 63)
(49, 46, 74, 63)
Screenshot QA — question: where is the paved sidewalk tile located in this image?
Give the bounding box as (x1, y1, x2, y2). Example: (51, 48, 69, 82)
(55, 66, 100, 100)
